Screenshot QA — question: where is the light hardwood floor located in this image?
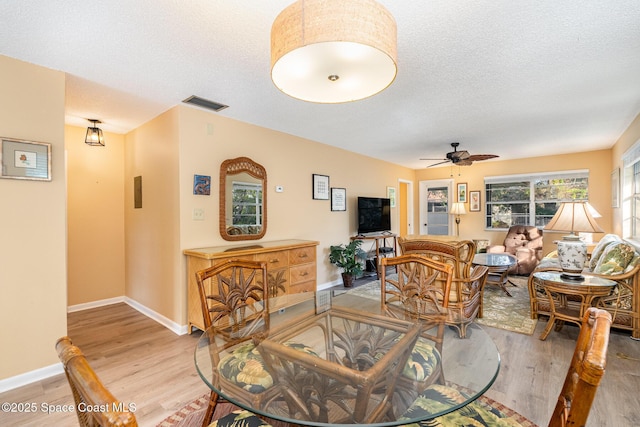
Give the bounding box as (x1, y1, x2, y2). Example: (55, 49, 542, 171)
(1, 301, 639, 427)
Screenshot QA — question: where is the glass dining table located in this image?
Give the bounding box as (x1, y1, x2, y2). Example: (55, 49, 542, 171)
(194, 287, 501, 426)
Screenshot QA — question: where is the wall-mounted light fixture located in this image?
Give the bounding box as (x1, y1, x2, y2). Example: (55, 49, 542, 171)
(85, 119, 105, 146)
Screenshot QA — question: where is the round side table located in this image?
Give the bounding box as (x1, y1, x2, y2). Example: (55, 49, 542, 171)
(532, 271, 616, 340)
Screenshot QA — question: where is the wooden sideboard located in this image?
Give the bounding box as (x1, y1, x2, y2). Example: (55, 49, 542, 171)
(184, 239, 319, 332)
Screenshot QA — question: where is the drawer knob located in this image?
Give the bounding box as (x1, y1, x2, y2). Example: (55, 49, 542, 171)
(269, 259, 280, 264)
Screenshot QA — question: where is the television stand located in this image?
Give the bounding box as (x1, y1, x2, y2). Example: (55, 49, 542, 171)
(351, 233, 397, 279)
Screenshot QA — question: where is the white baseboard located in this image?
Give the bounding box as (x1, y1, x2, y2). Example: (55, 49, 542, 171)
(124, 297, 188, 336)
(67, 296, 125, 312)
(0, 362, 63, 394)
(317, 279, 341, 290)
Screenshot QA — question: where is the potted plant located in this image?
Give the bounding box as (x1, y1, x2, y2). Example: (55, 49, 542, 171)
(329, 239, 365, 287)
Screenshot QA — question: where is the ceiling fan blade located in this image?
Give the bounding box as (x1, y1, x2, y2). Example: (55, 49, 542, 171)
(467, 154, 499, 161)
(426, 160, 451, 167)
(420, 157, 447, 161)
(456, 159, 474, 166)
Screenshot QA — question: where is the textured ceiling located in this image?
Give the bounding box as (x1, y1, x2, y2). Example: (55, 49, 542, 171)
(1, 1, 639, 169)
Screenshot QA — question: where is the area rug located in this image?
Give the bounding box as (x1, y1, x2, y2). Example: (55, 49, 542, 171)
(346, 274, 537, 335)
(158, 390, 536, 427)
(156, 396, 289, 427)
(476, 276, 538, 335)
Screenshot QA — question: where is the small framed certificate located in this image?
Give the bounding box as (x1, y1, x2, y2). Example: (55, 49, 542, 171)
(331, 187, 346, 211)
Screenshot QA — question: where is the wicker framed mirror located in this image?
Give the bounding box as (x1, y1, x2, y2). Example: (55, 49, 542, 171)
(219, 157, 267, 241)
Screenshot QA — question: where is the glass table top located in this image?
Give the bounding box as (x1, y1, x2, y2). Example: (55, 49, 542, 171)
(473, 253, 517, 267)
(194, 287, 501, 426)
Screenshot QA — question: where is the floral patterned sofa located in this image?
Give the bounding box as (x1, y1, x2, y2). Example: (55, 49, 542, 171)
(528, 234, 640, 339)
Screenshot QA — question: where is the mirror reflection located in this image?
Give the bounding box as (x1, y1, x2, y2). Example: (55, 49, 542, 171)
(220, 157, 267, 241)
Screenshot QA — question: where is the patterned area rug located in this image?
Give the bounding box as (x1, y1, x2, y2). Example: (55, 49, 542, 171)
(156, 396, 289, 427)
(347, 274, 537, 335)
(476, 276, 538, 335)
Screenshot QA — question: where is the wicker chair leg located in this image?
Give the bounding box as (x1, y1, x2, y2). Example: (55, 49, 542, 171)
(201, 390, 219, 427)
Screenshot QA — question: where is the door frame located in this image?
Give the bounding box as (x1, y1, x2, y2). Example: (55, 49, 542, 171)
(398, 179, 413, 236)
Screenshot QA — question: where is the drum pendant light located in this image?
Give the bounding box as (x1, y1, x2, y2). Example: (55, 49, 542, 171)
(271, 0, 397, 103)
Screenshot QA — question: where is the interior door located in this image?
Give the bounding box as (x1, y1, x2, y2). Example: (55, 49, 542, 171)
(419, 179, 453, 235)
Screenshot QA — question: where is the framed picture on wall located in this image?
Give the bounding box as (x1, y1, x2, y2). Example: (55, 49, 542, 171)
(0, 137, 51, 181)
(331, 187, 346, 211)
(312, 174, 330, 200)
(611, 168, 620, 208)
(457, 182, 467, 203)
(387, 186, 396, 207)
(469, 190, 481, 212)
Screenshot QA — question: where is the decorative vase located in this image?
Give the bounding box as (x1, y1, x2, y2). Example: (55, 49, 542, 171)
(341, 273, 355, 288)
(556, 235, 587, 281)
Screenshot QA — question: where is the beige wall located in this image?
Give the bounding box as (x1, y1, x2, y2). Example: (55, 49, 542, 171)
(415, 149, 613, 256)
(611, 113, 640, 236)
(124, 108, 182, 322)
(0, 56, 67, 379)
(66, 126, 125, 306)
(120, 105, 415, 326)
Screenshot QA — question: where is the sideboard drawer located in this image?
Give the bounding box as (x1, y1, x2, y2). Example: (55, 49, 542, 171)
(289, 246, 316, 265)
(290, 263, 316, 285)
(255, 250, 289, 270)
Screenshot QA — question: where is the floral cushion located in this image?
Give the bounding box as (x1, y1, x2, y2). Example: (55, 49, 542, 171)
(592, 241, 637, 275)
(588, 234, 622, 270)
(218, 341, 317, 393)
(402, 338, 441, 382)
(208, 410, 272, 427)
(400, 384, 535, 427)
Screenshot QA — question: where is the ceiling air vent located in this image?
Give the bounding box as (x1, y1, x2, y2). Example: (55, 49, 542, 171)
(182, 95, 228, 112)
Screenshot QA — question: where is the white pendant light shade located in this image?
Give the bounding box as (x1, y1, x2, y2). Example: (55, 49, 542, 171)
(271, 0, 397, 103)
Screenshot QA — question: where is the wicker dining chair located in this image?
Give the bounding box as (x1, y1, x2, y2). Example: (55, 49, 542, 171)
(399, 307, 612, 427)
(196, 258, 274, 427)
(56, 337, 271, 427)
(56, 336, 138, 427)
(398, 237, 489, 338)
(380, 254, 454, 394)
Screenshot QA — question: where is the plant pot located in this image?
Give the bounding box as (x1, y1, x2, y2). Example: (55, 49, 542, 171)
(341, 272, 355, 288)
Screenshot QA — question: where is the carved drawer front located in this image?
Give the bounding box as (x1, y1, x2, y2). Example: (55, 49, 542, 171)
(289, 281, 316, 294)
(290, 263, 316, 285)
(255, 250, 289, 270)
(289, 246, 316, 265)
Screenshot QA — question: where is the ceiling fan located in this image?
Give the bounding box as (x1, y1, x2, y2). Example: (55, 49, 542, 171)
(421, 142, 499, 167)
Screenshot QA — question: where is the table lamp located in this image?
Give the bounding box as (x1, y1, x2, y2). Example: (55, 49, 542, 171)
(450, 202, 466, 236)
(544, 201, 604, 281)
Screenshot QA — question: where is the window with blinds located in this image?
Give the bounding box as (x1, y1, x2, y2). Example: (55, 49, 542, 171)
(484, 171, 589, 230)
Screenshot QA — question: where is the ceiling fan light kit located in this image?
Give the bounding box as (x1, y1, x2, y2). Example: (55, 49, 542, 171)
(421, 142, 498, 167)
(270, 0, 397, 103)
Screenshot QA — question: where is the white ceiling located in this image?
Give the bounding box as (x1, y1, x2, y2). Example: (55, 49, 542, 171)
(1, 1, 639, 169)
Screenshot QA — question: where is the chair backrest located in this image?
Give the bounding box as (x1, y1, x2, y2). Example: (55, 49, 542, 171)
(56, 337, 138, 427)
(398, 237, 475, 279)
(380, 254, 454, 322)
(503, 225, 543, 255)
(548, 307, 612, 427)
(196, 258, 269, 338)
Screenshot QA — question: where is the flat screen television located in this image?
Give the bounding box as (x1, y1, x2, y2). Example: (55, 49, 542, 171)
(357, 197, 391, 234)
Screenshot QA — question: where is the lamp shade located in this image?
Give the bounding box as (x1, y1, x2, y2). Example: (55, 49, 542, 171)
(270, 0, 397, 103)
(544, 201, 603, 234)
(545, 201, 603, 280)
(450, 203, 467, 216)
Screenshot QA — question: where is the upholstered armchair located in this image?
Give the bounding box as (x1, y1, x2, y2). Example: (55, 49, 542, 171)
(398, 237, 489, 338)
(486, 225, 543, 275)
